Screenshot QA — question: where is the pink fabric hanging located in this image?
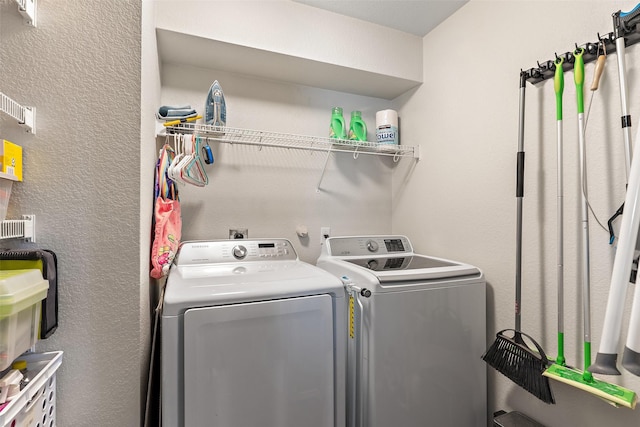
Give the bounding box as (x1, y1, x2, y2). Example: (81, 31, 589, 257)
(150, 196, 181, 279)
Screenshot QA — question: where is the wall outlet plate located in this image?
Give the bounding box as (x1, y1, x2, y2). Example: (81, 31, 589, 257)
(229, 228, 248, 239)
(320, 227, 331, 244)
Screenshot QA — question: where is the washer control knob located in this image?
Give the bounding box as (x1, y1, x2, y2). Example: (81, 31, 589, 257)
(366, 240, 379, 252)
(360, 288, 372, 298)
(232, 245, 247, 260)
(367, 259, 379, 270)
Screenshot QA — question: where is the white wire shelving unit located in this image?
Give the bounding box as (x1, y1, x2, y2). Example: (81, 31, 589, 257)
(164, 124, 419, 191)
(0, 94, 34, 238)
(165, 124, 420, 161)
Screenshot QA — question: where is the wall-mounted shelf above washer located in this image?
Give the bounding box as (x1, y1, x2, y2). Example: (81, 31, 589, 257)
(165, 124, 420, 161)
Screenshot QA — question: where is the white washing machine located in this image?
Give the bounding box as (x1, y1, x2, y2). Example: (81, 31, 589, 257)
(316, 235, 486, 427)
(162, 239, 346, 427)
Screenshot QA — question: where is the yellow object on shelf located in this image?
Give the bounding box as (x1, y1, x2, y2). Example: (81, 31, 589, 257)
(0, 140, 22, 182)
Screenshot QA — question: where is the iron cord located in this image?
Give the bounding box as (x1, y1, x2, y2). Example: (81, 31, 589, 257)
(581, 41, 609, 236)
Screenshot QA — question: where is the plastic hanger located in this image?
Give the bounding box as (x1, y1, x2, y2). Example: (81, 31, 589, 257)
(180, 136, 209, 187)
(168, 134, 186, 185)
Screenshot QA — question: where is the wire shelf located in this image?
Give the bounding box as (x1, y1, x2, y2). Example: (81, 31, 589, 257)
(165, 124, 419, 160)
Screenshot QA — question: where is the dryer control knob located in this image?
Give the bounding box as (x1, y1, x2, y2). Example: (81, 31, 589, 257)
(367, 259, 379, 270)
(233, 245, 247, 260)
(366, 240, 379, 252)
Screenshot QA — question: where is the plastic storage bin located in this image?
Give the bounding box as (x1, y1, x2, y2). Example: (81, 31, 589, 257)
(0, 351, 63, 427)
(0, 270, 48, 371)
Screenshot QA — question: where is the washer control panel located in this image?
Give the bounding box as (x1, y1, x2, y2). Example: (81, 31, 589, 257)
(176, 239, 297, 265)
(325, 235, 413, 257)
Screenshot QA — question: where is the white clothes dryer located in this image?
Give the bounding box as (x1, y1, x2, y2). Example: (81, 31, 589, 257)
(316, 235, 486, 427)
(162, 239, 346, 427)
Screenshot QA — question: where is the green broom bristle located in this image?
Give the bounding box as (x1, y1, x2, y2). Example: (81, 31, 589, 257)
(483, 332, 555, 404)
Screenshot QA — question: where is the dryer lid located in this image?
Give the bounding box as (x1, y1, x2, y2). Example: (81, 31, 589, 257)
(163, 242, 344, 316)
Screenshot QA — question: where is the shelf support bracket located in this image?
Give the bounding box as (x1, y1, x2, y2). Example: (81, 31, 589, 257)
(1, 92, 36, 134)
(14, 0, 37, 27)
(316, 147, 332, 193)
(0, 215, 36, 242)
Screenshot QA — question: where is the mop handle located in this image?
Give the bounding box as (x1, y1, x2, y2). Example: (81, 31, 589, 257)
(575, 48, 594, 381)
(555, 57, 565, 364)
(515, 72, 527, 331)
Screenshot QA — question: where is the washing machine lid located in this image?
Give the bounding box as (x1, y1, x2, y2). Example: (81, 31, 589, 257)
(163, 240, 344, 316)
(320, 235, 481, 283)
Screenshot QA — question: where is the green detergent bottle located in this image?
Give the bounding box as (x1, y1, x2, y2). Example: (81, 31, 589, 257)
(329, 107, 346, 140)
(348, 110, 367, 142)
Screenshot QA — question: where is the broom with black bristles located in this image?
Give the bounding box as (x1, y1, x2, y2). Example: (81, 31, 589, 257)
(482, 71, 554, 404)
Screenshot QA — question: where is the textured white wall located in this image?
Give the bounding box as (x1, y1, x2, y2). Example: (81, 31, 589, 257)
(394, 1, 640, 425)
(0, 1, 142, 426)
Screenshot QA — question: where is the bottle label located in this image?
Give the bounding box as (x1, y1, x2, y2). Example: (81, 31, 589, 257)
(376, 125, 398, 145)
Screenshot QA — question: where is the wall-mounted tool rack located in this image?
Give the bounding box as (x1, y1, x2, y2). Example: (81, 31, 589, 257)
(522, 8, 640, 85)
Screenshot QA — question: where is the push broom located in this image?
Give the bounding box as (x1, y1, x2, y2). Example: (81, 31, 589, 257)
(482, 71, 555, 404)
(543, 48, 637, 409)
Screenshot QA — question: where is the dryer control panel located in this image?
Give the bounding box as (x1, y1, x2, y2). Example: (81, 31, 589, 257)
(175, 239, 297, 265)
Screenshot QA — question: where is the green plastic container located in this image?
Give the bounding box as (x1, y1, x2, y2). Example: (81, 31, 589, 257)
(348, 110, 367, 142)
(329, 107, 346, 140)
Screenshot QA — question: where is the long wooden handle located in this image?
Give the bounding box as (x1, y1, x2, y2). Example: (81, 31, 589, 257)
(590, 55, 606, 91)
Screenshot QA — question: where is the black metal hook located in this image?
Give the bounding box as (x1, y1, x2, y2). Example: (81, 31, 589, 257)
(565, 51, 575, 63)
(574, 43, 583, 55)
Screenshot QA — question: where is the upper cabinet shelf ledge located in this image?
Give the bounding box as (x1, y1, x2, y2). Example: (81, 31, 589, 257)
(154, 1, 424, 100)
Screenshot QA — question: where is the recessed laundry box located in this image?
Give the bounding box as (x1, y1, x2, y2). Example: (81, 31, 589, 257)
(0, 269, 48, 371)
